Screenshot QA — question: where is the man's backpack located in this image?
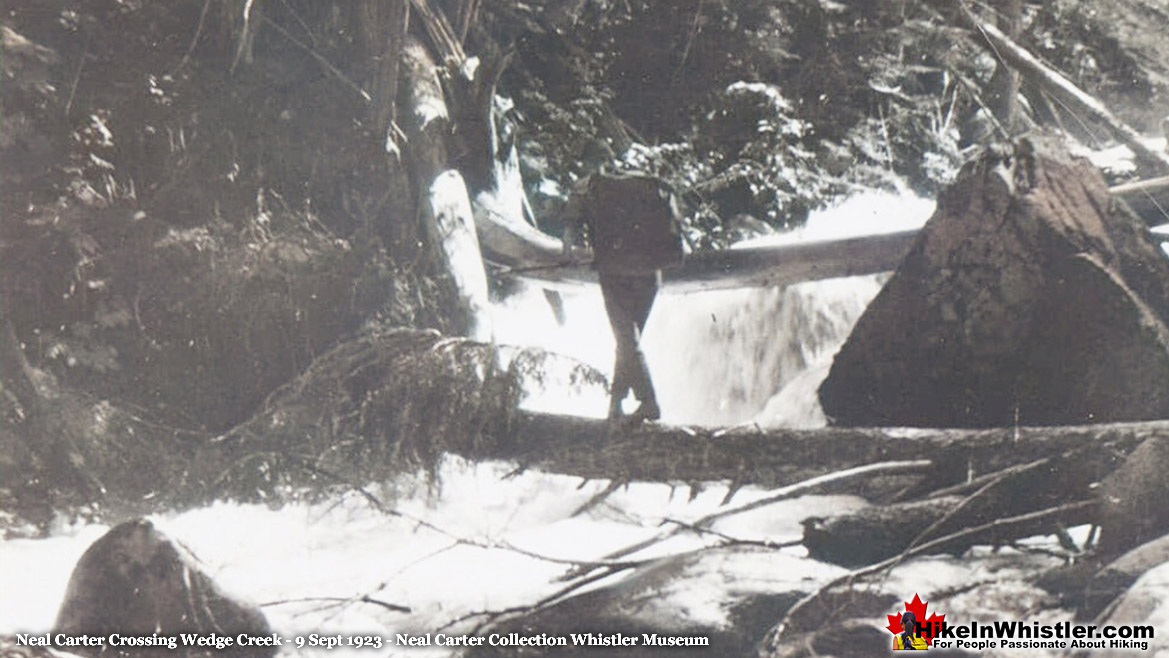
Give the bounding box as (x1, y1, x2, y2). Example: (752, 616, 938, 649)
(584, 173, 684, 275)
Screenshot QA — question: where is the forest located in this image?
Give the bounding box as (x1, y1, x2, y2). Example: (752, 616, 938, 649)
(2, 0, 1169, 656)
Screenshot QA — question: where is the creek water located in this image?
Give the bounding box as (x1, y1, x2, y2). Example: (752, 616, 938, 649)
(10, 189, 1064, 658)
(495, 190, 936, 427)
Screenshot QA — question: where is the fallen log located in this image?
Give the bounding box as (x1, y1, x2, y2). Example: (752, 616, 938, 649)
(1111, 176, 1169, 226)
(186, 328, 1166, 505)
(802, 445, 1116, 566)
(487, 224, 928, 291)
(498, 412, 1165, 488)
(488, 230, 922, 293)
(970, 19, 1169, 177)
(803, 496, 967, 567)
(761, 499, 1099, 656)
(666, 230, 919, 293)
(481, 187, 1166, 294)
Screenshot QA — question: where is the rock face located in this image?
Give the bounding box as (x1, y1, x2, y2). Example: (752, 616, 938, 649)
(54, 519, 275, 658)
(819, 139, 1169, 427)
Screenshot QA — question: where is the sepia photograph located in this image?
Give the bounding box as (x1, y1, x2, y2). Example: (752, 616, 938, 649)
(1, 1, 1168, 656)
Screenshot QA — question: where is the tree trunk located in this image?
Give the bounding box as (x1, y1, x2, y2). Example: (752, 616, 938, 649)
(986, 0, 1022, 133)
(494, 411, 1161, 488)
(359, 0, 410, 143)
(400, 37, 493, 339)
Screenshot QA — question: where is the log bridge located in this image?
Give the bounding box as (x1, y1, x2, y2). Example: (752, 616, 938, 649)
(480, 181, 1168, 293)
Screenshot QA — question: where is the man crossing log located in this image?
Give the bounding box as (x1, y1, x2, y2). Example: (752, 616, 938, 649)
(563, 172, 685, 421)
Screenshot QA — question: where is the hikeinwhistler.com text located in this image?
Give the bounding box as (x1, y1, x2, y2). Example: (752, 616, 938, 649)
(916, 620, 1155, 651)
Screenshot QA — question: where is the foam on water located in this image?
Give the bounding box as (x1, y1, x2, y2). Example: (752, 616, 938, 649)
(1, 189, 944, 656)
(496, 189, 935, 426)
(0, 459, 859, 657)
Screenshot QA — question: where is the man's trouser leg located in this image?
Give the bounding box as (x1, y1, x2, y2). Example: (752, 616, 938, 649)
(600, 271, 660, 419)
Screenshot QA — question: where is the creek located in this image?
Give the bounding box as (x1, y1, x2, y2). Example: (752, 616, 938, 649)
(6, 190, 1065, 658)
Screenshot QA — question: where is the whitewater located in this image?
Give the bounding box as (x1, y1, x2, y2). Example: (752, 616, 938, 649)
(2, 188, 1163, 657)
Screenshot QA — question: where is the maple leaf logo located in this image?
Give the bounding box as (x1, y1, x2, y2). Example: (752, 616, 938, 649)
(886, 593, 946, 646)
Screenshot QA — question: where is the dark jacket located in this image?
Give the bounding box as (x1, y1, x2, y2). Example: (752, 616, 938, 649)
(564, 173, 684, 275)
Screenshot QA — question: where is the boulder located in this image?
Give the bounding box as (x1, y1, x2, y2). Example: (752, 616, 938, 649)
(1088, 561, 1169, 653)
(1079, 533, 1169, 618)
(54, 519, 275, 658)
(819, 138, 1169, 427)
(1098, 436, 1169, 556)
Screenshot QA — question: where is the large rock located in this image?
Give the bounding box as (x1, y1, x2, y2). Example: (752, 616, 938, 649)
(819, 139, 1169, 427)
(1098, 436, 1169, 556)
(1088, 560, 1169, 653)
(1079, 533, 1169, 618)
(54, 519, 275, 658)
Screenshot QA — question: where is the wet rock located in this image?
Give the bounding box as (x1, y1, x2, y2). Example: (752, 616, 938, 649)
(1087, 560, 1169, 653)
(1098, 436, 1169, 555)
(819, 138, 1169, 427)
(54, 519, 275, 658)
(1079, 533, 1169, 619)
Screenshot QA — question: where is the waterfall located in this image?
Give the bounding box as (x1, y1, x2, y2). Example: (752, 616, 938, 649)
(645, 279, 883, 427)
(494, 190, 936, 427)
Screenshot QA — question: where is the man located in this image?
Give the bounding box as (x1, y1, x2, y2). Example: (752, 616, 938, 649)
(894, 610, 929, 650)
(563, 172, 684, 421)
